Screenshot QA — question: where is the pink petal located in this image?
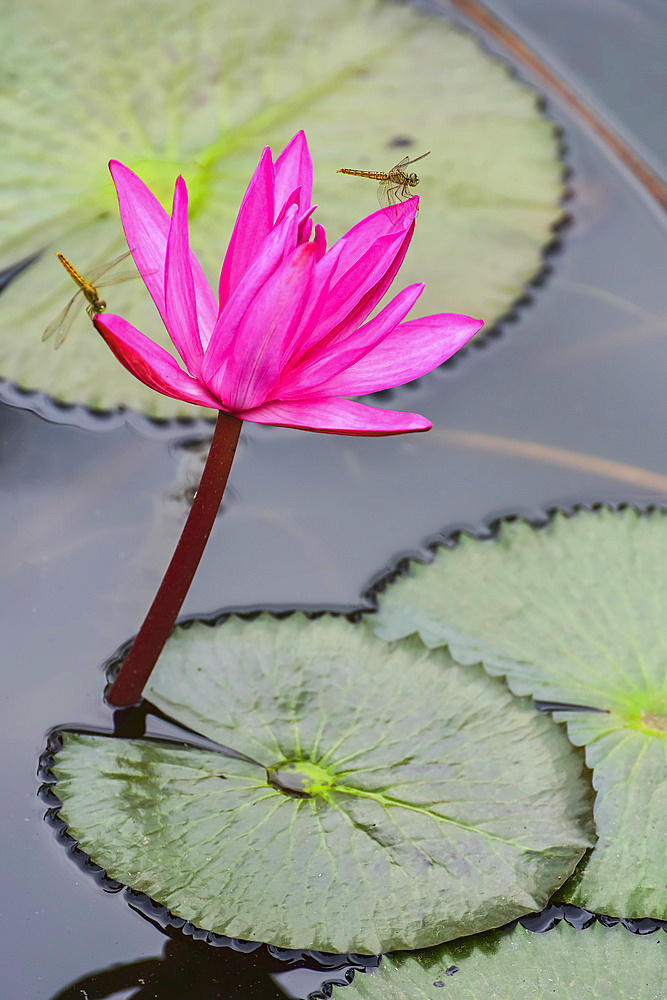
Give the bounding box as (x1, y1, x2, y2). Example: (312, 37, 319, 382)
(202, 206, 300, 380)
(209, 242, 318, 410)
(301, 313, 484, 397)
(331, 198, 417, 281)
(274, 185, 302, 226)
(305, 215, 416, 350)
(312, 223, 327, 260)
(277, 239, 347, 365)
(164, 177, 204, 376)
(274, 188, 317, 248)
(94, 314, 221, 409)
(298, 214, 313, 245)
(108, 161, 217, 340)
(274, 131, 313, 219)
(237, 396, 432, 435)
(217, 146, 275, 307)
(279, 283, 425, 396)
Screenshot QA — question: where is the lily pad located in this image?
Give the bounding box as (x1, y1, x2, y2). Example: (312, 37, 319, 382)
(50, 614, 592, 953)
(1, 0, 562, 418)
(370, 507, 667, 919)
(330, 921, 667, 1000)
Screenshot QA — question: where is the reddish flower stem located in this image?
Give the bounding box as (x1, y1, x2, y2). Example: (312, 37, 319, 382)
(106, 411, 243, 708)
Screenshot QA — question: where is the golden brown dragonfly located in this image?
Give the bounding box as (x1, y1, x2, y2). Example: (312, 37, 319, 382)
(338, 151, 430, 208)
(42, 250, 136, 349)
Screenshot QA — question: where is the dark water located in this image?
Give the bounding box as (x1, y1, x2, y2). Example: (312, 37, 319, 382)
(2, 1, 667, 997)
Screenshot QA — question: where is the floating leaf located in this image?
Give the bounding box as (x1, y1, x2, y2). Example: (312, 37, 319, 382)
(331, 921, 666, 1000)
(371, 507, 667, 919)
(1, 0, 562, 417)
(51, 614, 591, 953)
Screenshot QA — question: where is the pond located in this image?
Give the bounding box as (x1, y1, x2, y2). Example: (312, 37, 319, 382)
(1, 0, 666, 997)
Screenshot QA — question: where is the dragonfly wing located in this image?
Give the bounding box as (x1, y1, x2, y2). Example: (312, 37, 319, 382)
(404, 151, 431, 168)
(377, 179, 395, 208)
(42, 291, 85, 349)
(86, 249, 134, 284)
(95, 270, 143, 289)
(389, 155, 410, 172)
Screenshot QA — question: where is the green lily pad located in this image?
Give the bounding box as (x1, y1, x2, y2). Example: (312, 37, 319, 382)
(331, 921, 667, 1000)
(50, 614, 592, 953)
(1, 0, 562, 418)
(371, 507, 667, 919)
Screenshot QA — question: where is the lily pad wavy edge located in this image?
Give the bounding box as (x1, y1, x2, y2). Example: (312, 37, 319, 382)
(380, 48, 571, 382)
(363, 500, 662, 621)
(37, 736, 667, 969)
(100, 604, 371, 699)
(326, 93, 571, 399)
(314, 916, 667, 1000)
(365, 500, 667, 920)
(0, 5, 568, 428)
(41, 606, 366, 960)
(38, 723, 379, 968)
(0, 375, 220, 435)
(42, 602, 595, 954)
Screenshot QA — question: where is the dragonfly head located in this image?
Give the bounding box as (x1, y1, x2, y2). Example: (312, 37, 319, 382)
(407, 172, 420, 187)
(86, 299, 107, 320)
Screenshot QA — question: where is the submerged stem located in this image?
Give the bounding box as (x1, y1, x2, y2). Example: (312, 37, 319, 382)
(106, 411, 243, 707)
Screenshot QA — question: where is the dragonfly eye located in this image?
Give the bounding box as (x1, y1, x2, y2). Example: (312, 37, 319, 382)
(408, 172, 419, 186)
(97, 300, 107, 313)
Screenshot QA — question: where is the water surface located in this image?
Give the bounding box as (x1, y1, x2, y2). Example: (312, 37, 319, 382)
(1, 1, 667, 996)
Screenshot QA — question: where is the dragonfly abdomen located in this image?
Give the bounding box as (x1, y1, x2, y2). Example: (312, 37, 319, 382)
(337, 169, 389, 181)
(56, 252, 87, 288)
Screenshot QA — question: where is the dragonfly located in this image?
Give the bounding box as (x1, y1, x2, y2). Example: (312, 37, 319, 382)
(338, 151, 430, 209)
(42, 250, 137, 349)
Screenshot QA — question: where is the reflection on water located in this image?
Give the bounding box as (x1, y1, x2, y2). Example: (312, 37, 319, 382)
(48, 927, 378, 1000)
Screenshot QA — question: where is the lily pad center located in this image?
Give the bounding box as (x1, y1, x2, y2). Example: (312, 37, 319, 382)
(267, 760, 337, 798)
(622, 692, 667, 736)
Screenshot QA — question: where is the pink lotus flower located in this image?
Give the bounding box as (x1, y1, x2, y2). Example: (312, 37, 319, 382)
(96, 132, 482, 434)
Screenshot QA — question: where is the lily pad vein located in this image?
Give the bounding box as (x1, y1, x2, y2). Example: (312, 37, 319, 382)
(332, 784, 541, 849)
